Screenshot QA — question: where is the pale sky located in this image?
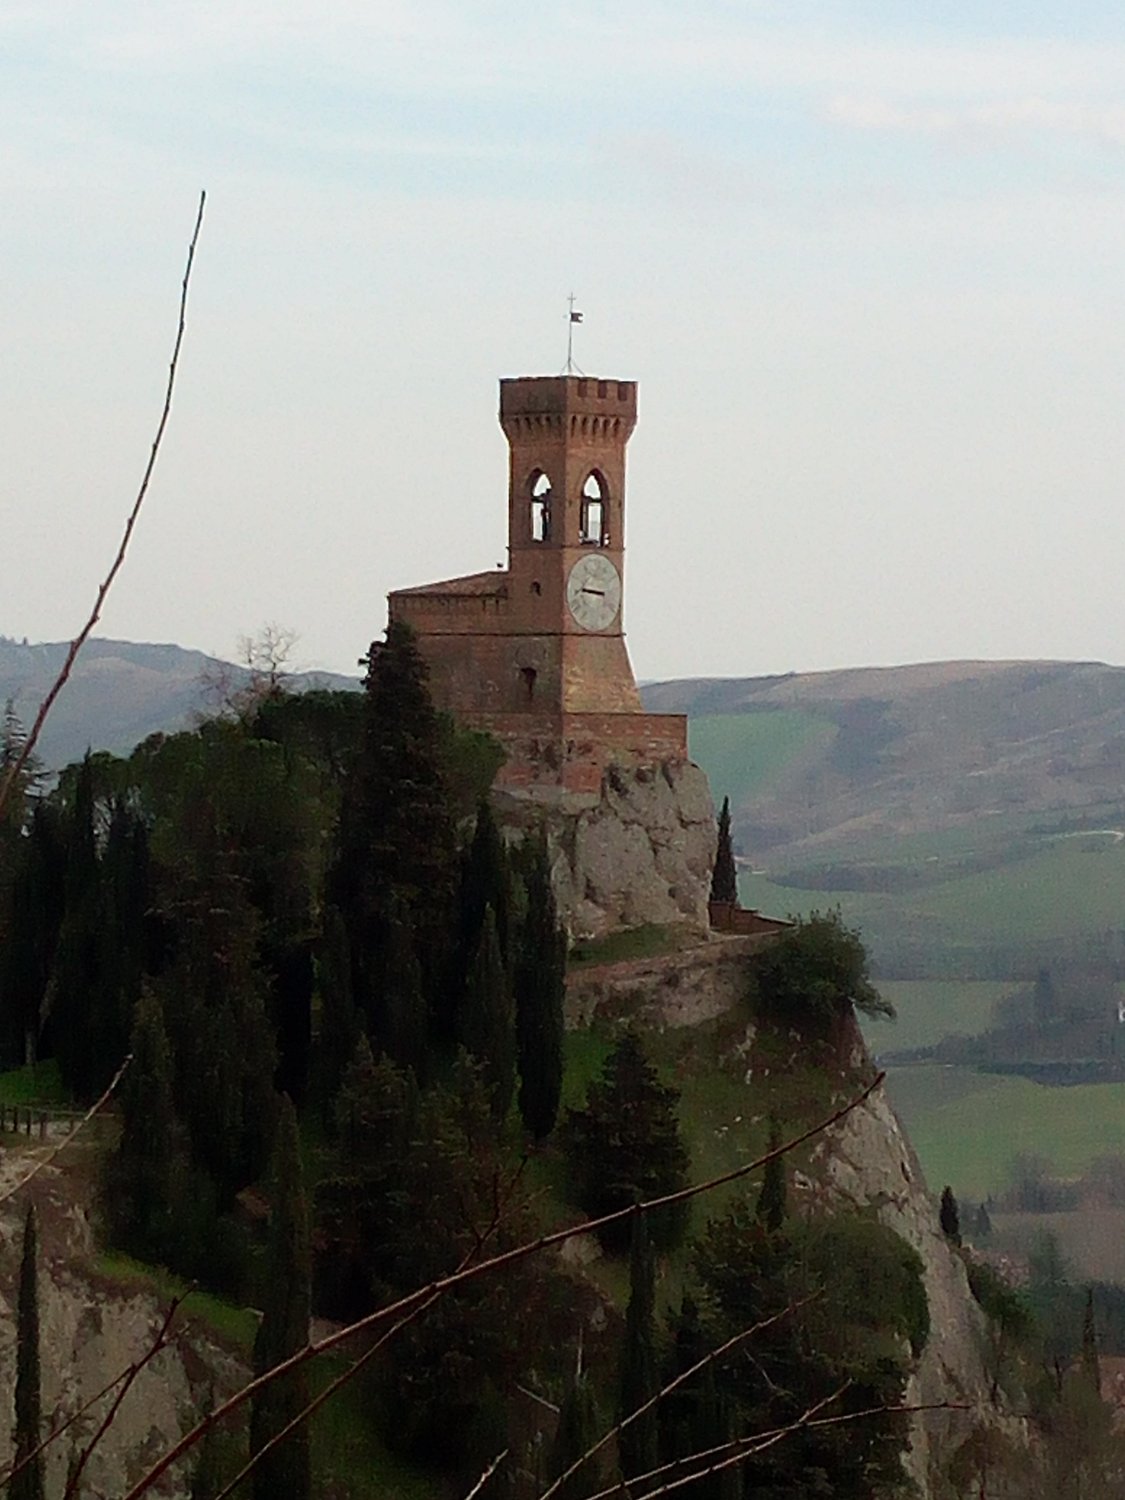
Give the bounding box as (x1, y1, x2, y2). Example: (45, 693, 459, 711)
(6, 2, 1125, 681)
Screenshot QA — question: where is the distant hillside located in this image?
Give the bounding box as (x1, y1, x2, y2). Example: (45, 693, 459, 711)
(643, 659, 1125, 978)
(643, 659, 1125, 860)
(0, 636, 358, 769)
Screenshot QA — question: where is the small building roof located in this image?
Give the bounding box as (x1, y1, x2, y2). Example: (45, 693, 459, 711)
(391, 569, 509, 600)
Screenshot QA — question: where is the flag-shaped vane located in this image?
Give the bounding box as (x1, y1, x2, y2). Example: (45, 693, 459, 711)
(565, 294, 584, 372)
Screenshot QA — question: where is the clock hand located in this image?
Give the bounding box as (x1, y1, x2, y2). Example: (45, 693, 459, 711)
(581, 587, 606, 597)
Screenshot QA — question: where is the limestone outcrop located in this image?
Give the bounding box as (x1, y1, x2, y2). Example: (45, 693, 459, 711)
(496, 758, 717, 938)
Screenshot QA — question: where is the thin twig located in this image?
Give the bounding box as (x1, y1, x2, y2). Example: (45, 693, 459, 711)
(0, 1367, 132, 1485)
(462, 1446, 509, 1500)
(600, 1397, 966, 1500)
(120, 1073, 885, 1500)
(59, 1292, 189, 1500)
(211, 1282, 446, 1500)
(0, 190, 206, 823)
(537, 1293, 819, 1500)
(0, 1055, 131, 1208)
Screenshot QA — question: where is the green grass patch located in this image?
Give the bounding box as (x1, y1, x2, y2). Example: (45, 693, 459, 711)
(93, 1251, 259, 1352)
(309, 1356, 441, 1500)
(689, 710, 835, 806)
(884, 1065, 1125, 1199)
(863, 981, 1016, 1053)
(0, 1060, 68, 1107)
(568, 923, 695, 968)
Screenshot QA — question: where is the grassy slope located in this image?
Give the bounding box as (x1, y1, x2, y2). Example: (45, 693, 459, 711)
(688, 711, 834, 806)
(863, 980, 1015, 1054)
(886, 1064, 1125, 1199)
(739, 837, 1125, 955)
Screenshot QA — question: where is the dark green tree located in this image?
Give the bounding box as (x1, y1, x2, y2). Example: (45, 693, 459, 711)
(315, 1038, 419, 1319)
(189, 1391, 226, 1500)
(549, 1357, 602, 1500)
(515, 833, 567, 1141)
(105, 988, 183, 1263)
(328, 621, 458, 1044)
(940, 1185, 961, 1245)
(250, 1096, 311, 1500)
(618, 1216, 659, 1481)
(460, 907, 516, 1123)
(1083, 1285, 1100, 1389)
(709, 795, 738, 906)
(695, 1205, 925, 1498)
(11, 1203, 43, 1500)
(750, 909, 893, 1031)
(459, 798, 513, 982)
(314, 905, 361, 1121)
(563, 1030, 690, 1251)
(756, 1115, 787, 1233)
(1, 803, 67, 1068)
(380, 906, 428, 1081)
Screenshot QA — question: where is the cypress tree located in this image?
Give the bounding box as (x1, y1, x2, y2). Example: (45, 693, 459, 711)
(515, 833, 567, 1140)
(460, 908, 516, 1123)
(618, 1215, 659, 1482)
(940, 1185, 961, 1245)
(380, 907, 428, 1081)
(250, 1096, 311, 1500)
(550, 1356, 602, 1500)
(328, 621, 458, 1042)
(710, 795, 738, 906)
(459, 798, 512, 979)
(755, 1115, 787, 1233)
(106, 988, 182, 1262)
(11, 1203, 43, 1500)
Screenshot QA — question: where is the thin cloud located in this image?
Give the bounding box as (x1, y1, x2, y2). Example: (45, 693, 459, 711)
(825, 94, 1125, 146)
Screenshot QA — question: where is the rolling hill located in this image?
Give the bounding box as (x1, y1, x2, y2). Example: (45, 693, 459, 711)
(0, 636, 357, 769)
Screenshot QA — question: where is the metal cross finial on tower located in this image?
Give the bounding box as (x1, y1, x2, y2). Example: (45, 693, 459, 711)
(564, 293, 585, 375)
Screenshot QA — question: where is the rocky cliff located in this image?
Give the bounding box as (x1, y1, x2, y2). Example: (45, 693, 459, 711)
(495, 758, 717, 938)
(563, 941, 1026, 1497)
(0, 1136, 244, 1498)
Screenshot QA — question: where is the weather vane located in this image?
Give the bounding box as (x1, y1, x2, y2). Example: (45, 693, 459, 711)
(564, 293, 585, 376)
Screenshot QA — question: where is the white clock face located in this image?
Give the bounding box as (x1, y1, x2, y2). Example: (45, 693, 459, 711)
(566, 554, 621, 631)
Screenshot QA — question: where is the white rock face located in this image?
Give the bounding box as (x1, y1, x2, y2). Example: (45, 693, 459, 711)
(816, 1078, 1023, 1494)
(0, 1140, 245, 1499)
(497, 759, 717, 937)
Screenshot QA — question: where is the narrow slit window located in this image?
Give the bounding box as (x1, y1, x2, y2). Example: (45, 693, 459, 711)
(520, 666, 537, 701)
(530, 472, 552, 542)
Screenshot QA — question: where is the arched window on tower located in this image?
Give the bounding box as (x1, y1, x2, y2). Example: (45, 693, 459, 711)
(580, 472, 608, 545)
(530, 472, 552, 542)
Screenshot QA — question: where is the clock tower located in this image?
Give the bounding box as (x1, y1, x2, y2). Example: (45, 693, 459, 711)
(388, 374, 687, 798)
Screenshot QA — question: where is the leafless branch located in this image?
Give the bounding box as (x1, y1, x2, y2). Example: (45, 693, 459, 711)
(0, 1368, 132, 1486)
(212, 1168, 518, 1500)
(537, 1293, 820, 1500)
(595, 1397, 967, 1500)
(0, 1054, 131, 1208)
(61, 1292, 190, 1499)
(120, 1073, 885, 1500)
(461, 1446, 509, 1500)
(0, 189, 206, 823)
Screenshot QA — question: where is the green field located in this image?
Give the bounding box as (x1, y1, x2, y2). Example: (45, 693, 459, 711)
(739, 836, 1125, 968)
(862, 980, 1016, 1053)
(886, 1064, 1125, 1198)
(688, 711, 834, 806)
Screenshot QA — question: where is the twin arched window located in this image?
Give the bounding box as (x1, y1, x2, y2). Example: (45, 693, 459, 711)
(527, 470, 609, 544)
